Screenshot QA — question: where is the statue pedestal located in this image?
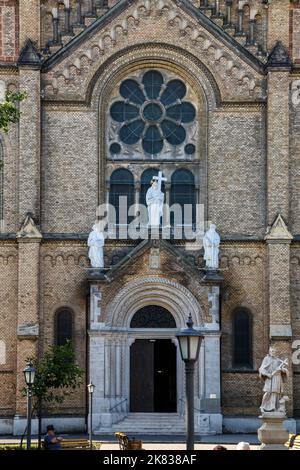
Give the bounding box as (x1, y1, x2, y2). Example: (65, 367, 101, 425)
(258, 412, 289, 450)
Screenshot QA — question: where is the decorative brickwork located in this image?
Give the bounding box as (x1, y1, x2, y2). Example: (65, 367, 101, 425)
(0, 0, 18, 62)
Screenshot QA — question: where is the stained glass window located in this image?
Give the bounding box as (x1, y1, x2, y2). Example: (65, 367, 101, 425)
(109, 70, 196, 156)
(109, 169, 134, 224)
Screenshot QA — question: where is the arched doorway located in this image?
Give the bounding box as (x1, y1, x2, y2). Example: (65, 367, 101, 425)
(129, 306, 177, 412)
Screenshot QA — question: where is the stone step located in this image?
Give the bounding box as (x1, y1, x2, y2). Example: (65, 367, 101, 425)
(84, 15, 98, 27)
(199, 7, 214, 18)
(61, 33, 74, 46)
(234, 34, 247, 46)
(245, 44, 260, 56)
(72, 25, 86, 36)
(223, 26, 236, 36)
(96, 7, 109, 17)
(211, 15, 225, 28)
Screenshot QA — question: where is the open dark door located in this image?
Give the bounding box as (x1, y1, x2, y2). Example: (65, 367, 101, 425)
(130, 339, 177, 412)
(130, 340, 154, 412)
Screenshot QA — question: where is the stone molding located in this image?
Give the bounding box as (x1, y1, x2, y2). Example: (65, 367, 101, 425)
(265, 214, 293, 243)
(105, 275, 204, 328)
(42, 0, 264, 102)
(16, 213, 42, 241)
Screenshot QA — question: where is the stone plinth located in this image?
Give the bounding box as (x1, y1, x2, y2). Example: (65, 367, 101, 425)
(258, 412, 289, 450)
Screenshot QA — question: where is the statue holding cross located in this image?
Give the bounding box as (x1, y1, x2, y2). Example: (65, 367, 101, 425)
(146, 171, 167, 227)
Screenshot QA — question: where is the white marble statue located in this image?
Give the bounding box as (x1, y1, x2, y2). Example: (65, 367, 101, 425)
(259, 346, 289, 414)
(146, 171, 166, 227)
(88, 223, 105, 268)
(203, 224, 220, 269)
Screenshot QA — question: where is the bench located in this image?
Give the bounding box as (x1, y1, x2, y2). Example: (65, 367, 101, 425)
(287, 434, 300, 450)
(61, 439, 91, 450)
(115, 432, 143, 450)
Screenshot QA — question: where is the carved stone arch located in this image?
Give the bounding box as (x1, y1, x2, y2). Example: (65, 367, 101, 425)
(105, 276, 204, 328)
(89, 43, 220, 110)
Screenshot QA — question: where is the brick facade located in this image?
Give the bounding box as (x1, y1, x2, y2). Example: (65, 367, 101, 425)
(0, 0, 18, 63)
(0, 0, 300, 433)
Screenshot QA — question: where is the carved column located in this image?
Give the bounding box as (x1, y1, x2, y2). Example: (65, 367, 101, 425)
(64, 4, 71, 33)
(76, 0, 83, 25)
(134, 181, 141, 217)
(14, 215, 42, 434)
(224, 0, 233, 27)
(52, 8, 60, 44)
(163, 182, 171, 229)
(237, 8, 243, 35)
(248, 19, 255, 45)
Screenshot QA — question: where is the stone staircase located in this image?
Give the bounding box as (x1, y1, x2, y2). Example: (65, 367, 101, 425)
(110, 413, 186, 435)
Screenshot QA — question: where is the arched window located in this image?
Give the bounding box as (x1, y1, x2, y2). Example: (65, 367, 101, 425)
(55, 309, 73, 346)
(170, 169, 196, 227)
(232, 308, 252, 369)
(0, 141, 3, 231)
(109, 169, 134, 225)
(130, 306, 176, 328)
(108, 69, 196, 158)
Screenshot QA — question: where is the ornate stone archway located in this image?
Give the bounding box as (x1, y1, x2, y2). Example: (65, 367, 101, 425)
(105, 276, 204, 328)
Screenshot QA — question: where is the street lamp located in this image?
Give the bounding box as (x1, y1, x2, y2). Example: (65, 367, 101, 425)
(23, 361, 36, 450)
(176, 314, 203, 451)
(87, 382, 95, 449)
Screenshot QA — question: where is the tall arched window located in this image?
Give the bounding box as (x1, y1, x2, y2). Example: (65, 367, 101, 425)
(0, 141, 3, 231)
(109, 169, 134, 225)
(55, 309, 73, 346)
(170, 169, 196, 227)
(232, 308, 252, 369)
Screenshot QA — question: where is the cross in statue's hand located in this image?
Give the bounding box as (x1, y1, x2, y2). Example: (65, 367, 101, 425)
(153, 171, 167, 192)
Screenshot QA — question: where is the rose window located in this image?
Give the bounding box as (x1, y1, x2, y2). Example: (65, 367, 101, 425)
(109, 70, 196, 156)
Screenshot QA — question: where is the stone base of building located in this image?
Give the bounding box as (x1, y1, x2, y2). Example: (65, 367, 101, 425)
(223, 416, 296, 434)
(11, 415, 86, 436)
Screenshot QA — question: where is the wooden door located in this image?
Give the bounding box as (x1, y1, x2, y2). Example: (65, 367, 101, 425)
(130, 340, 154, 412)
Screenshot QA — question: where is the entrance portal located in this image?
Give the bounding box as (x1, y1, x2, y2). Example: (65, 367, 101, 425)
(130, 339, 177, 412)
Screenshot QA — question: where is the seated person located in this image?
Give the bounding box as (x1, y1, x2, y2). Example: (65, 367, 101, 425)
(44, 424, 63, 450)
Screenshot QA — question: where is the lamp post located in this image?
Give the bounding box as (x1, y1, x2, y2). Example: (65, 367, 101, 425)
(23, 361, 36, 450)
(87, 382, 95, 449)
(176, 314, 203, 451)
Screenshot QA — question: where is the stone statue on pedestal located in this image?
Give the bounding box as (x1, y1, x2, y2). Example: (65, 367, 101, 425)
(146, 171, 166, 227)
(257, 346, 290, 450)
(259, 346, 289, 414)
(203, 224, 220, 269)
(88, 223, 105, 268)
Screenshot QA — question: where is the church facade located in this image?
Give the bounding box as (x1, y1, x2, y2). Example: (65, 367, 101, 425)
(0, 0, 300, 435)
